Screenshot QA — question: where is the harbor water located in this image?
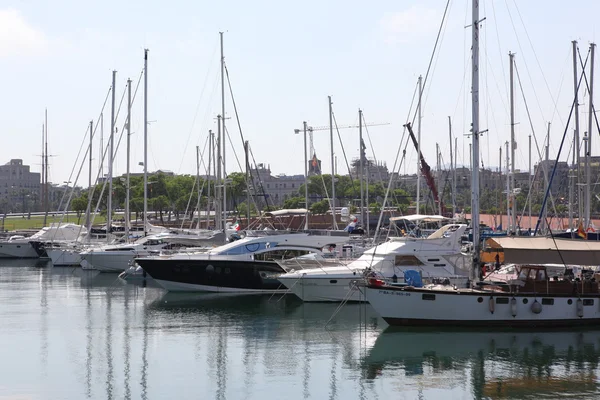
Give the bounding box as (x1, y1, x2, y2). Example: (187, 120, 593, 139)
(1, 260, 600, 399)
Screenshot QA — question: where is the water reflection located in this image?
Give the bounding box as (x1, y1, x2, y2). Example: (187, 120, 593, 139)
(363, 328, 600, 399)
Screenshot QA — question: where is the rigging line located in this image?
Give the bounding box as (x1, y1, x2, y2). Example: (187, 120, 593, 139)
(374, 81, 419, 242)
(409, 0, 451, 127)
(514, 60, 561, 219)
(55, 85, 112, 216)
(534, 57, 588, 235)
(511, 0, 565, 128)
(421, 0, 454, 110)
(176, 40, 220, 173)
(331, 110, 356, 190)
(180, 133, 210, 229)
(224, 63, 271, 211)
(88, 69, 146, 230)
(490, 0, 509, 102)
(504, 0, 562, 129)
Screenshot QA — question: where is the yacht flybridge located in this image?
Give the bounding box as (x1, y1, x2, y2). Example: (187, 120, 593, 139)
(277, 222, 469, 302)
(135, 230, 350, 293)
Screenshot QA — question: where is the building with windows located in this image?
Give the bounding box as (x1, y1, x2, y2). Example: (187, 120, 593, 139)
(0, 159, 41, 213)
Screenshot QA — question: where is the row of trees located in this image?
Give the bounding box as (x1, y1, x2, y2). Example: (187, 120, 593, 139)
(68, 172, 413, 223)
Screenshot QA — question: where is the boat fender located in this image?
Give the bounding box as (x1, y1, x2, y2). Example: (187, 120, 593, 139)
(510, 297, 517, 317)
(577, 298, 584, 318)
(488, 297, 495, 314)
(531, 300, 542, 314)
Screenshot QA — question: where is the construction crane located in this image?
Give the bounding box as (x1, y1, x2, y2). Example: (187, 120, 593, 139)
(404, 122, 445, 216)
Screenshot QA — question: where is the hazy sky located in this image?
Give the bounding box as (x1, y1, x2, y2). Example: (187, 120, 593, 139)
(2, 0, 600, 187)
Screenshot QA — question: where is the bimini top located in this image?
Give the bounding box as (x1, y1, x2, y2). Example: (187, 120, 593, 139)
(389, 214, 448, 223)
(487, 236, 600, 265)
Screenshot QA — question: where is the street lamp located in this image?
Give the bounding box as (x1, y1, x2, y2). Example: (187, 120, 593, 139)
(294, 121, 309, 230)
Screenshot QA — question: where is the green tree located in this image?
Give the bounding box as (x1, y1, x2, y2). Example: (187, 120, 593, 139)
(71, 195, 88, 224)
(310, 199, 330, 214)
(283, 196, 305, 209)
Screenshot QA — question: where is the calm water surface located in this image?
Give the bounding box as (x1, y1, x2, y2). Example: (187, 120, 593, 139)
(1, 260, 600, 399)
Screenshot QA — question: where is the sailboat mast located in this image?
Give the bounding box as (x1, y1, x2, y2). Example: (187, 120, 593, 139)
(328, 95, 337, 229)
(216, 116, 222, 231)
(528, 134, 532, 230)
(303, 121, 309, 230)
(44, 109, 48, 226)
(143, 49, 149, 237)
(359, 109, 365, 232)
(125, 78, 132, 241)
(505, 141, 510, 231)
(572, 40, 582, 222)
(220, 32, 227, 235)
(569, 131, 575, 233)
(41, 122, 44, 218)
(509, 52, 517, 232)
(196, 145, 201, 229)
(244, 141, 250, 227)
(585, 43, 595, 229)
(207, 130, 212, 229)
(448, 116, 455, 217)
(87, 120, 93, 231)
(416, 75, 423, 214)
(470, 0, 481, 280)
(108, 70, 116, 239)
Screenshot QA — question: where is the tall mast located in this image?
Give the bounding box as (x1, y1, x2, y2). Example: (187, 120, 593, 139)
(543, 128, 550, 233)
(87, 120, 93, 232)
(143, 49, 149, 237)
(470, 0, 481, 280)
(359, 109, 365, 232)
(41, 122, 44, 217)
(416, 75, 423, 214)
(328, 95, 337, 229)
(448, 116, 456, 217)
(43, 109, 48, 226)
(244, 140, 250, 227)
(303, 121, 309, 230)
(509, 52, 517, 232)
(454, 137, 457, 215)
(100, 113, 104, 178)
(207, 130, 212, 229)
(216, 115, 222, 233)
(108, 70, 116, 238)
(499, 145, 502, 226)
(505, 140, 510, 231)
(572, 40, 582, 221)
(220, 32, 227, 235)
(196, 145, 201, 229)
(125, 78, 132, 241)
(569, 131, 575, 234)
(528, 134, 532, 231)
(585, 43, 595, 229)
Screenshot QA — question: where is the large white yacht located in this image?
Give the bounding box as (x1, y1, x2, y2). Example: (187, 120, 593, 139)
(0, 223, 86, 259)
(135, 230, 350, 293)
(79, 231, 224, 272)
(277, 222, 469, 302)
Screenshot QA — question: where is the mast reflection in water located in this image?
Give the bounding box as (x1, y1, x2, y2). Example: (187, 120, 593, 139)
(0, 263, 599, 399)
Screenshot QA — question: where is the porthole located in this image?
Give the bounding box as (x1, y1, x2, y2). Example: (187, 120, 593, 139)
(477, 297, 483, 303)
(206, 265, 214, 274)
(568, 299, 573, 305)
(522, 298, 529, 304)
(329, 280, 338, 284)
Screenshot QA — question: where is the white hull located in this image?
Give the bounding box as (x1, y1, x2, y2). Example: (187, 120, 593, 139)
(0, 242, 39, 258)
(278, 272, 468, 302)
(278, 276, 367, 302)
(47, 248, 82, 266)
(80, 251, 138, 273)
(154, 279, 283, 294)
(366, 286, 600, 327)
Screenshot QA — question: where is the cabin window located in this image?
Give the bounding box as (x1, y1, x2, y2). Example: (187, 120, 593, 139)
(434, 264, 447, 267)
(427, 259, 440, 262)
(422, 294, 436, 301)
(329, 280, 338, 284)
(395, 255, 424, 266)
(496, 297, 509, 304)
(253, 249, 310, 261)
(583, 299, 594, 306)
(542, 298, 554, 305)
